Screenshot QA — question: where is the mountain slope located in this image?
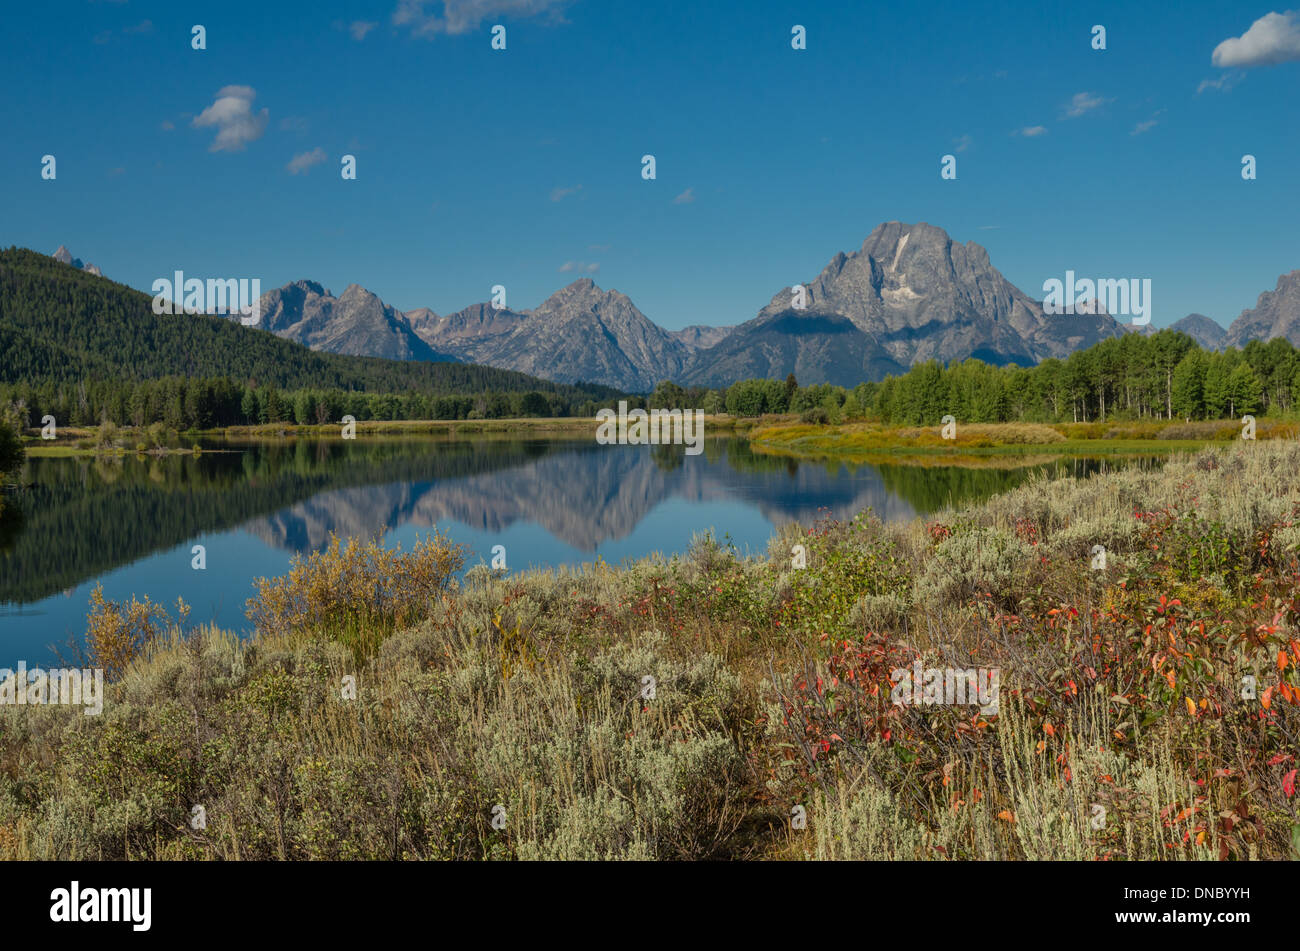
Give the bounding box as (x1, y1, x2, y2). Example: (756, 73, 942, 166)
(670, 324, 734, 351)
(684, 222, 1125, 387)
(1222, 271, 1300, 349)
(256, 280, 453, 362)
(1169, 313, 1226, 350)
(416, 279, 690, 392)
(409, 302, 528, 364)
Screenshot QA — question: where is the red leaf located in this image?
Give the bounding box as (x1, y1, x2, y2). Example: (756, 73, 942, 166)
(1283, 769, 1297, 799)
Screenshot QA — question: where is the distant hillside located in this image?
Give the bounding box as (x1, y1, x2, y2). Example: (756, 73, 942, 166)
(0, 248, 622, 402)
(1125, 313, 1227, 350)
(1169, 313, 1226, 350)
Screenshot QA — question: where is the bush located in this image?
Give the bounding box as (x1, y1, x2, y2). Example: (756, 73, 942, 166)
(246, 531, 465, 661)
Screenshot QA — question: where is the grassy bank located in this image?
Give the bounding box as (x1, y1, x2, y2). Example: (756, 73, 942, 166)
(2, 440, 1299, 860)
(750, 418, 1300, 459)
(20, 414, 751, 457)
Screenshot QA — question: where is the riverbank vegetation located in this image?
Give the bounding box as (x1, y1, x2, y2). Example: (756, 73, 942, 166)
(0, 403, 23, 519)
(1, 439, 1297, 860)
(749, 418, 1300, 458)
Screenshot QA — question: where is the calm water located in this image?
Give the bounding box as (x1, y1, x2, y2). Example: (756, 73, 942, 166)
(0, 435, 1158, 665)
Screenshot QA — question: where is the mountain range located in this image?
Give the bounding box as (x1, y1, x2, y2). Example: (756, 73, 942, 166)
(50, 229, 1300, 391)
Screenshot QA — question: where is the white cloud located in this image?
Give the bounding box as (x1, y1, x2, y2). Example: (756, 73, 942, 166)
(393, 0, 569, 37)
(1131, 118, 1159, 136)
(1212, 11, 1300, 67)
(559, 260, 599, 274)
(160, 120, 174, 131)
(279, 116, 310, 133)
(672, 187, 695, 204)
(1013, 126, 1047, 137)
(350, 21, 378, 40)
(1197, 72, 1244, 93)
(550, 183, 582, 201)
(1062, 91, 1111, 118)
(953, 134, 972, 153)
(192, 86, 268, 152)
(287, 147, 328, 175)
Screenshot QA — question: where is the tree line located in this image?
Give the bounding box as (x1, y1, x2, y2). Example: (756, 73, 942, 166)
(707, 330, 1298, 424)
(0, 377, 630, 431)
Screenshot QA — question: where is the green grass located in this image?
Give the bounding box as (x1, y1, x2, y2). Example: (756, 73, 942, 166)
(750, 418, 1298, 461)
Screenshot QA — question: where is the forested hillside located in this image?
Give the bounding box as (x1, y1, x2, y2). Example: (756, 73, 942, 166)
(0, 248, 623, 422)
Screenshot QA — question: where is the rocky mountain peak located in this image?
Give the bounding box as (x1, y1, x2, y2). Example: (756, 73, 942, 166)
(684, 221, 1124, 388)
(51, 245, 103, 277)
(1223, 270, 1300, 349)
(254, 279, 451, 363)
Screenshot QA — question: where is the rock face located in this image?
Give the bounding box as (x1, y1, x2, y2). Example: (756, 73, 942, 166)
(51, 245, 103, 277)
(682, 222, 1125, 387)
(407, 302, 527, 365)
(670, 324, 734, 351)
(1169, 313, 1227, 350)
(1222, 271, 1300, 349)
(255, 281, 453, 362)
(414, 278, 691, 392)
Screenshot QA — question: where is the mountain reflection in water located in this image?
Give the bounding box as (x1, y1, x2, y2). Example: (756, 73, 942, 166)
(0, 435, 1160, 664)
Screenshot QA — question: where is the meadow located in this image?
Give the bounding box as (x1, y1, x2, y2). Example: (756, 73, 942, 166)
(1, 438, 1297, 860)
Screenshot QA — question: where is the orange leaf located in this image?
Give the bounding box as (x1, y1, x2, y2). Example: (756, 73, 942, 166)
(1186, 697, 1197, 717)
(1279, 651, 1289, 672)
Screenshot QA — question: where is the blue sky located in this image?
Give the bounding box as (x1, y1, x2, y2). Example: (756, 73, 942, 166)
(3, 1, 1299, 331)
